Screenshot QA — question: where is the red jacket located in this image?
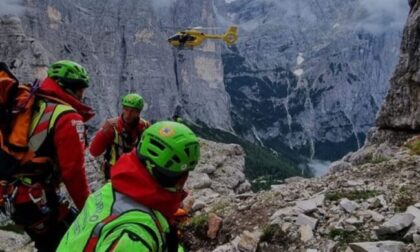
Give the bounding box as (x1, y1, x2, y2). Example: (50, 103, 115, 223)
(111, 150, 188, 222)
(16, 78, 94, 209)
(89, 116, 149, 158)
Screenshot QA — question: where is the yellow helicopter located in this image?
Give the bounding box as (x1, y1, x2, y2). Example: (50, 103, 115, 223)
(168, 26, 238, 49)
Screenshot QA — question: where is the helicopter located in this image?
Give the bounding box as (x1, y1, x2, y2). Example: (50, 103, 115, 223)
(168, 26, 238, 49)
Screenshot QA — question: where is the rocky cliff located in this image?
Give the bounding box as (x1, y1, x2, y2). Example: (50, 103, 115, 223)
(2, 0, 408, 162)
(0, 16, 49, 81)
(215, 0, 408, 160)
(1, 0, 232, 130)
(376, 0, 420, 131)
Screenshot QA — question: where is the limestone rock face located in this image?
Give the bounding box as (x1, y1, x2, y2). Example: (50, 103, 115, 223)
(2, 0, 410, 161)
(376, 1, 420, 130)
(0, 16, 49, 81)
(2, 0, 233, 131)
(214, 0, 408, 160)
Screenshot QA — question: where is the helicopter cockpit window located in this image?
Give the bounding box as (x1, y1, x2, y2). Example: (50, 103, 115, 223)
(177, 34, 195, 44)
(168, 33, 196, 46)
(185, 35, 196, 41)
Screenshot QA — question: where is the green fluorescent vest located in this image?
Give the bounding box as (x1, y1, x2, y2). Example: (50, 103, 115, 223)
(57, 183, 170, 252)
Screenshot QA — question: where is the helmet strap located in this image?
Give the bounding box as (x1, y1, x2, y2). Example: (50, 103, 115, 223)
(138, 154, 186, 191)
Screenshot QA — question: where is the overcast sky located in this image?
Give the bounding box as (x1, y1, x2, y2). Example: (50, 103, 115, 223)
(0, 0, 409, 34)
(0, 0, 25, 16)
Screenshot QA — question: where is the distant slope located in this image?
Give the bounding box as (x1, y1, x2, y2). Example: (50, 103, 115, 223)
(186, 121, 313, 191)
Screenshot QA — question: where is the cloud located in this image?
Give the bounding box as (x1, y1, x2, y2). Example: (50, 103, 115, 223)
(308, 159, 332, 177)
(0, 0, 25, 16)
(356, 0, 409, 34)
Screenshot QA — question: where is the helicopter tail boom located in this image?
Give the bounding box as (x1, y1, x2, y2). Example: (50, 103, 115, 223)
(202, 26, 238, 45)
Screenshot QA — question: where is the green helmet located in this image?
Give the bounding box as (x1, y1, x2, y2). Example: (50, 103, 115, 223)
(122, 93, 144, 110)
(47, 60, 89, 90)
(138, 121, 200, 187)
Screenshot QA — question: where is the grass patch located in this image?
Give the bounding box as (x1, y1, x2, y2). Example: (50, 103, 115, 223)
(260, 224, 285, 243)
(394, 186, 415, 212)
(179, 213, 209, 240)
(189, 214, 208, 231)
(325, 190, 379, 201)
(369, 156, 390, 164)
(210, 201, 230, 216)
(259, 224, 296, 247)
(405, 137, 420, 155)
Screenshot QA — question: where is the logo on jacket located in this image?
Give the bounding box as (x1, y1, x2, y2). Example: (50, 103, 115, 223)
(72, 119, 85, 143)
(159, 127, 175, 137)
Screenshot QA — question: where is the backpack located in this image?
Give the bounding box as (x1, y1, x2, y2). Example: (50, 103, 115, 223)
(0, 62, 38, 179)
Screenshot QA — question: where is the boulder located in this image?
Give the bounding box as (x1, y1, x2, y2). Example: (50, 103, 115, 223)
(349, 241, 405, 252)
(207, 213, 223, 239)
(340, 199, 359, 213)
(237, 230, 261, 252)
(375, 213, 415, 235)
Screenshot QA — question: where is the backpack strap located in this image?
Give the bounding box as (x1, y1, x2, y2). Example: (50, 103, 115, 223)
(106, 118, 147, 167)
(84, 189, 169, 252)
(28, 101, 56, 152)
(28, 99, 75, 152)
(103, 118, 124, 166)
(113, 191, 167, 235)
(110, 127, 125, 166)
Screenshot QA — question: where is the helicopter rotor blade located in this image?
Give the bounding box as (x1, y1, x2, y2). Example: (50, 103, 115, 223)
(188, 26, 223, 30)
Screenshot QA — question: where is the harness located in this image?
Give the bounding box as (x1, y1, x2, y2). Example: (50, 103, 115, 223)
(105, 119, 148, 166)
(107, 127, 131, 166)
